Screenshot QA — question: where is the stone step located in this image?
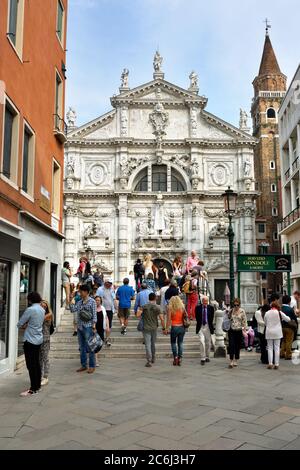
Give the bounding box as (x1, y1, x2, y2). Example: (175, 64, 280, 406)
(56, 324, 198, 334)
(50, 351, 202, 359)
(51, 342, 201, 352)
(51, 335, 200, 344)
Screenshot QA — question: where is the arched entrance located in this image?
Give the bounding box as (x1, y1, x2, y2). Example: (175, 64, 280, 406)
(153, 258, 173, 277)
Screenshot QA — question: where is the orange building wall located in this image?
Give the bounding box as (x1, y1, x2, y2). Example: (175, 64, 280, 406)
(0, 0, 68, 233)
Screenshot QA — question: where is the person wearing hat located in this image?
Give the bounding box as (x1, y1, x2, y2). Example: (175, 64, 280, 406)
(96, 279, 116, 346)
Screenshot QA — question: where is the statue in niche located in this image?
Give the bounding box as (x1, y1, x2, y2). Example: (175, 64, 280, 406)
(120, 155, 129, 177)
(136, 221, 148, 237)
(153, 51, 163, 72)
(191, 158, 199, 177)
(244, 158, 251, 177)
(120, 68, 129, 87)
(154, 202, 166, 233)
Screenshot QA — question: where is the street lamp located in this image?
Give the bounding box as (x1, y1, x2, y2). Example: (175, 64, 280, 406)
(222, 186, 238, 305)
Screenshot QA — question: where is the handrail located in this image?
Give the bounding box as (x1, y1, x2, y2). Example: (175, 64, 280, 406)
(279, 206, 300, 231)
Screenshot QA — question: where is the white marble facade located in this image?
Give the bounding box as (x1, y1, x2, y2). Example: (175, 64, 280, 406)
(64, 57, 259, 311)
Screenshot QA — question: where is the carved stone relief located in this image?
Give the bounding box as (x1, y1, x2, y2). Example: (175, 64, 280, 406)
(87, 163, 108, 186)
(208, 163, 230, 187)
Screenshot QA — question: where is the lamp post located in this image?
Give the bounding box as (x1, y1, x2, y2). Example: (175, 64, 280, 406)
(222, 186, 238, 305)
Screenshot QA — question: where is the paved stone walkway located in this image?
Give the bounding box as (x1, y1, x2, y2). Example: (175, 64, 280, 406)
(1, 355, 300, 450)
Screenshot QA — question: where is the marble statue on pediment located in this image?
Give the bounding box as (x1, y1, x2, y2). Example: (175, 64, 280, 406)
(120, 68, 129, 88)
(153, 51, 163, 72)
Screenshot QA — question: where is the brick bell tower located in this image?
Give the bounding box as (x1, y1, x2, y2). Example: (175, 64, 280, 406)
(251, 24, 287, 299)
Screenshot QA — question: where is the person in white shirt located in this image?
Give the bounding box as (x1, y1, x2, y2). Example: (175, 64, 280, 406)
(158, 280, 171, 315)
(255, 304, 269, 364)
(264, 301, 290, 370)
(290, 291, 300, 314)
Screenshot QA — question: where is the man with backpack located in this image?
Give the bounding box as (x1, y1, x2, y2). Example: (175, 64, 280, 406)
(183, 271, 199, 320)
(70, 285, 97, 374)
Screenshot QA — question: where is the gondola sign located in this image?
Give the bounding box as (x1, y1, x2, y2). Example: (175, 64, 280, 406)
(237, 254, 291, 272)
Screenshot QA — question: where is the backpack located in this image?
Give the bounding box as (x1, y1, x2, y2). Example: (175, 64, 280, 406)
(182, 281, 191, 294)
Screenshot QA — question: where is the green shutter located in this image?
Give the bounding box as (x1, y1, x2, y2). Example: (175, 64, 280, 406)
(3, 105, 14, 178)
(22, 128, 30, 192)
(9, 0, 18, 45)
(57, 0, 64, 41)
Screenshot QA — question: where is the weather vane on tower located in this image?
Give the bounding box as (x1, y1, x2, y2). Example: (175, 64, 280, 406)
(264, 18, 271, 35)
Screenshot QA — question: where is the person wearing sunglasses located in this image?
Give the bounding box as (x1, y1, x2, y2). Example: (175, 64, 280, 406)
(227, 298, 247, 369)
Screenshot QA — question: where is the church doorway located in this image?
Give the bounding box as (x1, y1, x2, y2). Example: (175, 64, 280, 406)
(153, 258, 173, 277)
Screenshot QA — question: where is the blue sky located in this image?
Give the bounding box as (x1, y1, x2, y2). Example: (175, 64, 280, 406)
(66, 0, 300, 128)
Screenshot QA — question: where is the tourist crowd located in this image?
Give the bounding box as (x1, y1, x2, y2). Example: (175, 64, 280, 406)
(16, 251, 300, 396)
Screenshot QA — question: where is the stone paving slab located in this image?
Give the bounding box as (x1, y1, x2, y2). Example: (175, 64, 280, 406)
(1, 357, 300, 450)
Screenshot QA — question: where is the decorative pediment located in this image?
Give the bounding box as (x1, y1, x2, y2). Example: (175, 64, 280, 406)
(67, 110, 116, 140)
(111, 79, 208, 107)
(200, 111, 256, 142)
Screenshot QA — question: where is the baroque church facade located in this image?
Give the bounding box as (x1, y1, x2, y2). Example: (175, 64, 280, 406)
(64, 54, 259, 309)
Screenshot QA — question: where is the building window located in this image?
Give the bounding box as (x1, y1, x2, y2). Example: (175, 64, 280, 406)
(273, 232, 279, 241)
(271, 184, 277, 192)
(258, 223, 266, 234)
(134, 168, 148, 191)
(0, 260, 10, 361)
(171, 172, 185, 192)
(267, 108, 276, 119)
(56, 0, 65, 45)
(52, 160, 61, 216)
(152, 165, 167, 192)
(270, 160, 275, 170)
(22, 123, 35, 196)
(272, 207, 278, 216)
(295, 243, 299, 263)
(2, 99, 19, 184)
(259, 245, 268, 254)
(55, 71, 63, 121)
(134, 165, 186, 193)
(291, 245, 294, 264)
(7, 0, 25, 58)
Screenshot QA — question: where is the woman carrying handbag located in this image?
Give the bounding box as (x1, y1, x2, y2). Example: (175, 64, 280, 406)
(227, 298, 248, 369)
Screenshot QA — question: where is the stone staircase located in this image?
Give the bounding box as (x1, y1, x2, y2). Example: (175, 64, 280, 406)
(50, 309, 201, 359)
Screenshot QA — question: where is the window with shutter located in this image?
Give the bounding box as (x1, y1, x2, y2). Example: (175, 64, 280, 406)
(3, 105, 15, 178)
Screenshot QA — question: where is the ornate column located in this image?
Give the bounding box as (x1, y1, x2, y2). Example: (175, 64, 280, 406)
(189, 106, 198, 138)
(214, 309, 226, 357)
(191, 197, 201, 245)
(240, 202, 257, 311)
(64, 206, 77, 269)
(118, 194, 128, 282)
